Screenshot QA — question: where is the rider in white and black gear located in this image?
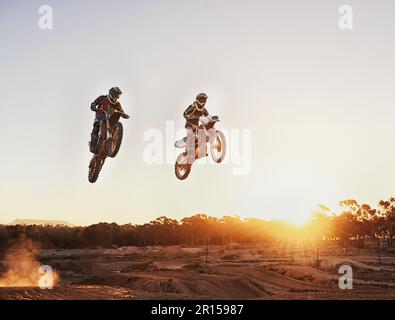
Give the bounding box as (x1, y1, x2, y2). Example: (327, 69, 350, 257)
(183, 93, 210, 163)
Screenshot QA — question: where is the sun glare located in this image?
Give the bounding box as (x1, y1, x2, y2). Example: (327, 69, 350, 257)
(284, 212, 313, 227)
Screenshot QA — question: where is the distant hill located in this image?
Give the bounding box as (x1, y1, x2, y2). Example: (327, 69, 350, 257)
(9, 219, 74, 227)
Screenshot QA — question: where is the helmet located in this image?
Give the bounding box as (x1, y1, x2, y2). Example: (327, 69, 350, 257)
(196, 93, 208, 109)
(108, 87, 122, 104)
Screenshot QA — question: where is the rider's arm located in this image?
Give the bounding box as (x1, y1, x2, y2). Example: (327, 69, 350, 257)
(199, 108, 211, 125)
(90, 96, 105, 111)
(116, 103, 130, 119)
(183, 104, 196, 120)
(115, 102, 125, 114)
(90, 102, 98, 112)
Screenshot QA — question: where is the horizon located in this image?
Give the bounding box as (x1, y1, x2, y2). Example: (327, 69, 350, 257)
(4, 195, 393, 227)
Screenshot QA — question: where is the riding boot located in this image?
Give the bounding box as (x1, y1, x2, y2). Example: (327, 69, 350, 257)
(89, 123, 100, 153)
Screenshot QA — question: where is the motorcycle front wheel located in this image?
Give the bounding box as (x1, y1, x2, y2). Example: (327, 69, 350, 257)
(109, 122, 123, 158)
(210, 130, 226, 163)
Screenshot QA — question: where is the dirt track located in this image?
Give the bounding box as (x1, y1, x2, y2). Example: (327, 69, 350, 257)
(1, 245, 394, 300)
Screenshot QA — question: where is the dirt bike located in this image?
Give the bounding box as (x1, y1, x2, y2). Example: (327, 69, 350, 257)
(174, 115, 226, 180)
(88, 108, 129, 183)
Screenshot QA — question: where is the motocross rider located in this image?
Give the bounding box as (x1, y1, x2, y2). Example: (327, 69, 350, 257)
(89, 87, 129, 153)
(183, 93, 211, 163)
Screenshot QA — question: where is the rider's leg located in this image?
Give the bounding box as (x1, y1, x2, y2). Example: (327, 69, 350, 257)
(89, 121, 100, 153)
(186, 126, 196, 164)
(196, 127, 207, 158)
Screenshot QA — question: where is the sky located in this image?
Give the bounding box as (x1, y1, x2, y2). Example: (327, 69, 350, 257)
(0, 0, 394, 226)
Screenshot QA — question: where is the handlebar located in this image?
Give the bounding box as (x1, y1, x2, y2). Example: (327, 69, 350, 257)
(199, 115, 220, 125)
(104, 108, 129, 119)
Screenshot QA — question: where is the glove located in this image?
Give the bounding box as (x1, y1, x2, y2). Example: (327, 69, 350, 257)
(121, 113, 130, 119)
(199, 116, 210, 125)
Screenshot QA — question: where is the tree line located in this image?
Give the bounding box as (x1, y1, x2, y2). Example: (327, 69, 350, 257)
(0, 198, 394, 250)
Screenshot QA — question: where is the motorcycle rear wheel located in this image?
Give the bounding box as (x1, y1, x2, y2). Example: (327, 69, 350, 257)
(88, 157, 104, 183)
